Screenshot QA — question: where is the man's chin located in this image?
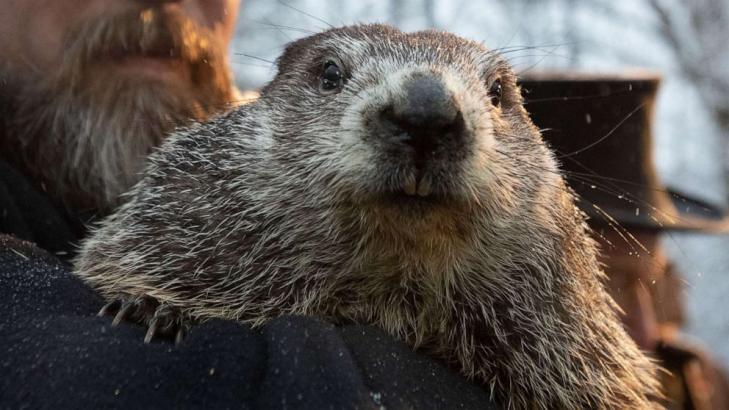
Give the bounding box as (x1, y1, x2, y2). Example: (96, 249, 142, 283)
(11, 72, 230, 212)
(84, 62, 199, 104)
(98, 56, 192, 84)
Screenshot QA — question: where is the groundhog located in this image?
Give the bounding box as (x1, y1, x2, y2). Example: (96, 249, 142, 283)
(74, 24, 661, 409)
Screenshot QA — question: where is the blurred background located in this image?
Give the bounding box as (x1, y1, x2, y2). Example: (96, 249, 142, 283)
(228, 0, 729, 369)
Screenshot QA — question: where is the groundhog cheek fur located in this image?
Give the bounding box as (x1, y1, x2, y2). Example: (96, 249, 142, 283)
(74, 24, 661, 409)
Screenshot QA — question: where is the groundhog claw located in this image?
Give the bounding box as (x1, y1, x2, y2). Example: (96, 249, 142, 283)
(144, 318, 160, 344)
(174, 328, 185, 345)
(143, 307, 187, 344)
(111, 299, 137, 326)
(98, 295, 187, 343)
(97, 300, 120, 317)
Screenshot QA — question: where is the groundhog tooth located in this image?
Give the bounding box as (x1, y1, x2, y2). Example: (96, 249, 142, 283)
(403, 174, 417, 196)
(417, 177, 432, 197)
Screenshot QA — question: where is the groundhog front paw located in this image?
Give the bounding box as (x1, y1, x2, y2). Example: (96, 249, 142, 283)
(98, 295, 190, 344)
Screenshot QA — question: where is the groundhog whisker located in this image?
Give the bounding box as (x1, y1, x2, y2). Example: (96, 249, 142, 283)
(561, 154, 688, 227)
(247, 18, 316, 35)
(494, 146, 659, 255)
(230, 60, 274, 69)
(522, 85, 637, 104)
(515, 44, 571, 75)
(591, 204, 650, 253)
(507, 53, 572, 64)
(558, 103, 645, 159)
(566, 174, 689, 247)
(492, 42, 577, 55)
(275, 0, 334, 29)
(233, 53, 276, 65)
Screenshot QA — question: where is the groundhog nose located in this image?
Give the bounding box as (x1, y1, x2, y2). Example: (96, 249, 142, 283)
(398, 75, 458, 124)
(381, 74, 465, 154)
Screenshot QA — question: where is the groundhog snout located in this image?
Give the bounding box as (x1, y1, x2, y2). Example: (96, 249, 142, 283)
(378, 74, 465, 161)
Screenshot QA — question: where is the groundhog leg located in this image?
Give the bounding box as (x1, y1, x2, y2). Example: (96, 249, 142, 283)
(98, 294, 190, 344)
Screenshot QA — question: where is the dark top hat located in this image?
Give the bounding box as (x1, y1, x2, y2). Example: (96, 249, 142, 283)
(519, 71, 729, 232)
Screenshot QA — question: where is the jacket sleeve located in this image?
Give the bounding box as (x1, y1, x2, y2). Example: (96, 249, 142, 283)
(0, 160, 80, 256)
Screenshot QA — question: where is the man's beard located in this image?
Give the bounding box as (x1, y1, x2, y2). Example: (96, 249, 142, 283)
(4, 7, 234, 212)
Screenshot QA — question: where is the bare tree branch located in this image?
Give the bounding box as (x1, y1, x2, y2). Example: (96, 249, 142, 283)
(648, 0, 729, 130)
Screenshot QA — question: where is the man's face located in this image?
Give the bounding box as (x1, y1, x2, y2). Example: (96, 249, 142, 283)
(0, 0, 240, 210)
(596, 229, 667, 351)
(0, 0, 239, 84)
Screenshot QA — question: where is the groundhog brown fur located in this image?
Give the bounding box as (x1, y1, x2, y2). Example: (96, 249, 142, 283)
(74, 24, 661, 409)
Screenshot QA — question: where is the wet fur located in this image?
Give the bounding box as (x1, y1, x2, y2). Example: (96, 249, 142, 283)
(75, 24, 660, 408)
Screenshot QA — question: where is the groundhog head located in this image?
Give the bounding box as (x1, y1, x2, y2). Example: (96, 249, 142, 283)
(258, 24, 560, 242)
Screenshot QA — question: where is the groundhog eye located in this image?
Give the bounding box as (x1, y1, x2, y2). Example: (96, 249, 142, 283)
(320, 61, 343, 92)
(489, 79, 502, 107)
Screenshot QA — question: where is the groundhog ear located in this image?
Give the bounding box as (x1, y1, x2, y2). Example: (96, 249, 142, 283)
(272, 51, 294, 77)
(272, 33, 324, 75)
